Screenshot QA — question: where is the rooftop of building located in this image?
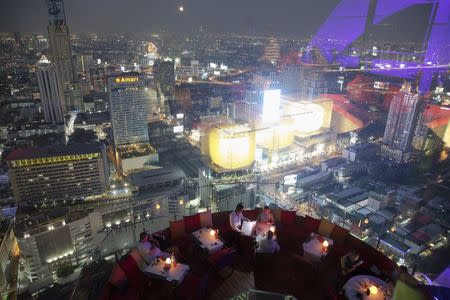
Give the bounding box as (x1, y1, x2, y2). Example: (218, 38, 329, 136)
(7, 143, 103, 161)
(75, 112, 110, 125)
(328, 187, 365, 201)
(347, 142, 379, 152)
(379, 233, 411, 255)
(321, 156, 347, 167)
(15, 207, 90, 233)
(68, 210, 443, 300)
(118, 143, 157, 159)
(129, 165, 185, 187)
(336, 193, 370, 207)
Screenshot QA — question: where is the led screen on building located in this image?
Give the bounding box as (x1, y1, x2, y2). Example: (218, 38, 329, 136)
(262, 89, 281, 123)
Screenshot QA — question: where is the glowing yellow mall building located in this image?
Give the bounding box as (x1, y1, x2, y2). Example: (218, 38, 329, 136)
(209, 124, 256, 170)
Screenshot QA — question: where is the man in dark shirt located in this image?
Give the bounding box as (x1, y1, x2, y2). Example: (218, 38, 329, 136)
(340, 251, 363, 276)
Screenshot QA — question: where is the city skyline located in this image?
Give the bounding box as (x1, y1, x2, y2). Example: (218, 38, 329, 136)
(0, 0, 436, 42)
(0, 0, 448, 298)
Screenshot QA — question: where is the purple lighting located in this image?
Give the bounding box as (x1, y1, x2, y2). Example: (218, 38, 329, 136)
(373, 0, 431, 24)
(419, 0, 449, 92)
(308, 0, 449, 92)
(309, 0, 371, 63)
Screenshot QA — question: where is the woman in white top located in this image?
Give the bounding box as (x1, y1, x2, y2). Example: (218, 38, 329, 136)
(257, 206, 274, 224)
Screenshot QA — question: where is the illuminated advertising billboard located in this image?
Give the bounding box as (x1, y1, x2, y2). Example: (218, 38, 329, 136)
(262, 89, 281, 123)
(284, 174, 297, 186)
(173, 125, 184, 133)
(114, 77, 139, 84)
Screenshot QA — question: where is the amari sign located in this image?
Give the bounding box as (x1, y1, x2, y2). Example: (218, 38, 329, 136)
(115, 77, 139, 84)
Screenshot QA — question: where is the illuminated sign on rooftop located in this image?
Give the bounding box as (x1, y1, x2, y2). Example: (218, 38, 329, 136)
(115, 77, 139, 84)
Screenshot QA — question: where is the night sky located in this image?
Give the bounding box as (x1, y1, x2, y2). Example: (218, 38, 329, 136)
(0, 0, 433, 41)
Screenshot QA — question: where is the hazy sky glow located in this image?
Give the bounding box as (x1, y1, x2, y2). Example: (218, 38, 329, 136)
(0, 0, 432, 40)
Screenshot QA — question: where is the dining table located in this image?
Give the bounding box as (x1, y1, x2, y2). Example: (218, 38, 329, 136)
(302, 232, 334, 262)
(192, 227, 224, 254)
(343, 275, 392, 300)
(144, 258, 190, 285)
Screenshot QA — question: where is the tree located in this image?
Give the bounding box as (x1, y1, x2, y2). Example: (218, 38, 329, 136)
(69, 128, 98, 144)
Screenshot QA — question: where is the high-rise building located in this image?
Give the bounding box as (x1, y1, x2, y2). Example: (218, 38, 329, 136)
(36, 55, 65, 125)
(154, 59, 175, 99)
(7, 143, 108, 204)
(301, 68, 328, 100)
(64, 82, 83, 111)
(15, 207, 102, 284)
(108, 74, 158, 174)
(47, 0, 76, 110)
(381, 82, 420, 162)
(260, 38, 280, 65)
(108, 74, 150, 147)
(412, 101, 428, 151)
(280, 64, 303, 94)
(190, 60, 200, 77)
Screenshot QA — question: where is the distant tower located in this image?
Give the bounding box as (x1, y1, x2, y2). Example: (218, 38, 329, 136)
(260, 38, 280, 65)
(381, 82, 420, 162)
(36, 55, 65, 125)
(154, 59, 175, 104)
(47, 0, 77, 110)
(190, 60, 200, 77)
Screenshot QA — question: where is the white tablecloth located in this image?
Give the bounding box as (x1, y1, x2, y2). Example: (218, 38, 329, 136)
(254, 222, 273, 236)
(344, 275, 391, 300)
(241, 220, 256, 236)
(193, 227, 224, 253)
(144, 260, 190, 285)
(302, 233, 334, 262)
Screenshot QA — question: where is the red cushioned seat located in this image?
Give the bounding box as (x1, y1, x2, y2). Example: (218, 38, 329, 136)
(100, 282, 140, 300)
(171, 235, 192, 253)
(208, 247, 237, 265)
(242, 209, 261, 220)
(184, 213, 201, 233)
(119, 255, 147, 295)
(211, 211, 233, 242)
(208, 247, 237, 278)
(280, 210, 296, 226)
(304, 215, 321, 233)
(276, 225, 310, 253)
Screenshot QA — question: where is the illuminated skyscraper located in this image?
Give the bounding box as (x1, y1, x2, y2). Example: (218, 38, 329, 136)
(7, 143, 108, 204)
(108, 74, 150, 147)
(381, 82, 420, 162)
(47, 0, 77, 110)
(260, 38, 280, 65)
(36, 55, 65, 125)
(108, 74, 157, 174)
(280, 64, 303, 94)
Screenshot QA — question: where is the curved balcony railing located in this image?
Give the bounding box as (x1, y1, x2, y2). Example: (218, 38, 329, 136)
(67, 209, 417, 300)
